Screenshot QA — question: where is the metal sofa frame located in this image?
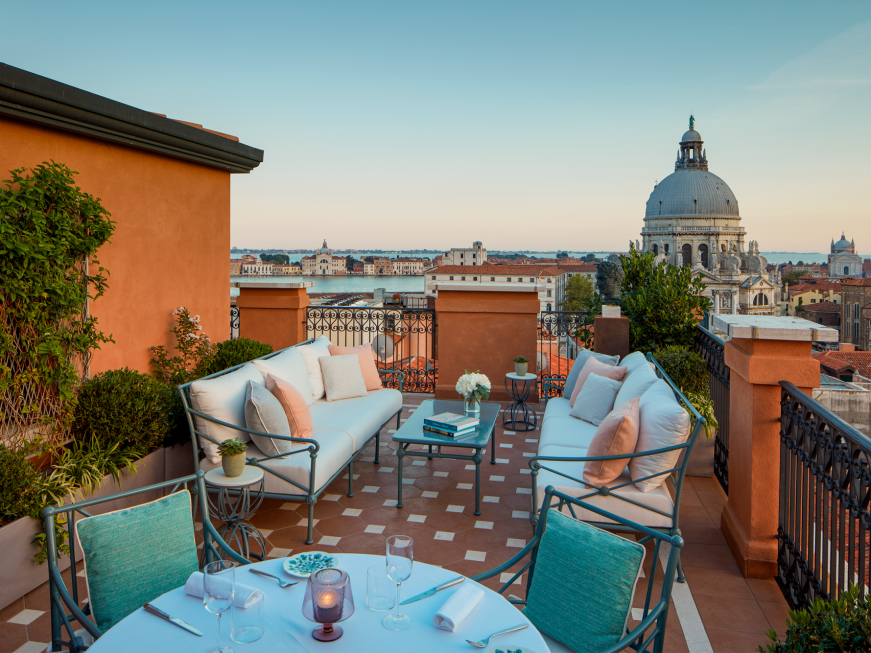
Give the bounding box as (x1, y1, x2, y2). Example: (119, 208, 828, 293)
(177, 340, 405, 544)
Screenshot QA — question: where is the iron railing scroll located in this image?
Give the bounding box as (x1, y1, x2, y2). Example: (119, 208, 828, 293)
(230, 306, 240, 340)
(305, 307, 437, 393)
(536, 310, 592, 398)
(695, 324, 730, 494)
(778, 381, 871, 610)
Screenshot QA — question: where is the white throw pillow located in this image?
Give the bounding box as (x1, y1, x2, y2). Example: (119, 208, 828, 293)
(614, 363, 659, 408)
(189, 363, 264, 463)
(319, 355, 368, 401)
(297, 336, 332, 401)
(569, 373, 623, 426)
(251, 347, 313, 406)
(619, 352, 649, 374)
(629, 379, 692, 492)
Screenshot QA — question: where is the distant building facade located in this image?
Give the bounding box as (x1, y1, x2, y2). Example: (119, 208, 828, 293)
(363, 257, 393, 275)
(391, 257, 429, 275)
(441, 241, 487, 266)
(230, 259, 242, 275)
(301, 240, 347, 276)
(841, 278, 871, 350)
(272, 262, 302, 275)
(426, 264, 562, 312)
(554, 263, 599, 309)
(829, 234, 863, 278)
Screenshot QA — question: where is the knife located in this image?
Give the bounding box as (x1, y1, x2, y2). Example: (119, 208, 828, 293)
(144, 603, 203, 637)
(400, 576, 464, 605)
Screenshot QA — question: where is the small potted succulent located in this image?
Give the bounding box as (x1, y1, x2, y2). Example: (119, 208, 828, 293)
(218, 438, 248, 477)
(513, 356, 529, 377)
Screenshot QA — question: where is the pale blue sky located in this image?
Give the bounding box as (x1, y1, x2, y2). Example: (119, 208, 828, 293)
(1, 1, 869, 252)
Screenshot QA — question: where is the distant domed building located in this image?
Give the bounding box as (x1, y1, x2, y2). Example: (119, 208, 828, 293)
(828, 233, 862, 278)
(640, 118, 781, 315)
(301, 239, 347, 276)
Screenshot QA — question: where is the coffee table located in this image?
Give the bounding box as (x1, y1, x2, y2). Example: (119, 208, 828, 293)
(393, 400, 499, 516)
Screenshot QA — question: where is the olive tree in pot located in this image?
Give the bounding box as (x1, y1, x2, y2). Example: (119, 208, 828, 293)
(219, 438, 248, 477)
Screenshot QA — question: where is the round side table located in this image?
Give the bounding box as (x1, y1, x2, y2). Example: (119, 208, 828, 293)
(204, 466, 267, 561)
(503, 372, 538, 432)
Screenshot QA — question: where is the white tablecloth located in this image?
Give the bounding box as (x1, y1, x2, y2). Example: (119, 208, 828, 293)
(88, 554, 551, 653)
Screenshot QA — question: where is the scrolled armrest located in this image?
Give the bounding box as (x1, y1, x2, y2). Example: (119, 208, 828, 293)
(378, 369, 406, 392)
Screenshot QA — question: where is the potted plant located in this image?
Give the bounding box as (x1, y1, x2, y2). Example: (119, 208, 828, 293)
(514, 356, 529, 377)
(218, 438, 248, 477)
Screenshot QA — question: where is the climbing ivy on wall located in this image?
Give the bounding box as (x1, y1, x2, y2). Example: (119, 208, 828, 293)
(0, 162, 115, 451)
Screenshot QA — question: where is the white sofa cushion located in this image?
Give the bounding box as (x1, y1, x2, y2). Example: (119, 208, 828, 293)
(308, 389, 402, 450)
(619, 351, 649, 374)
(613, 363, 658, 408)
(630, 379, 692, 492)
(189, 363, 264, 463)
(543, 396, 572, 422)
(533, 444, 674, 529)
(298, 336, 332, 401)
(539, 415, 599, 450)
(251, 348, 313, 406)
(200, 430, 354, 495)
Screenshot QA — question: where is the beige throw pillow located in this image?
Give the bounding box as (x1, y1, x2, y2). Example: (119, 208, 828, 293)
(319, 355, 368, 402)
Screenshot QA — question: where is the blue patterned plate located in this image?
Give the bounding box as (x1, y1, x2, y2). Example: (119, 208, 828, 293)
(282, 552, 336, 578)
(484, 648, 540, 653)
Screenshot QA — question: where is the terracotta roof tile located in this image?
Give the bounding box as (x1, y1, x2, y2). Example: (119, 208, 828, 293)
(813, 351, 871, 378)
(802, 301, 841, 313)
(840, 277, 871, 287)
(434, 264, 554, 275)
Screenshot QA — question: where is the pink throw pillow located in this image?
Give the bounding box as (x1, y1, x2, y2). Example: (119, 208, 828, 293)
(266, 374, 313, 439)
(328, 344, 383, 392)
(569, 358, 627, 407)
(583, 398, 641, 486)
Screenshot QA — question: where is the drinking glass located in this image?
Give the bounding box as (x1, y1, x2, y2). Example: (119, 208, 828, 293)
(203, 560, 236, 653)
(383, 535, 413, 630)
(367, 565, 395, 611)
(230, 591, 264, 644)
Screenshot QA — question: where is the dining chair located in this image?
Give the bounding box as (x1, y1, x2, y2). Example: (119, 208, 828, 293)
(43, 470, 249, 653)
(472, 485, 684, 653)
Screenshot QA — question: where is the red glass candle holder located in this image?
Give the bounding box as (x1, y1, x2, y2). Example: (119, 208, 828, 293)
(302, 568, 355, 641)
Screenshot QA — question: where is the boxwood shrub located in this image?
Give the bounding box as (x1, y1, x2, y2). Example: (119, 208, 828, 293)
(196, 338, 274, 378)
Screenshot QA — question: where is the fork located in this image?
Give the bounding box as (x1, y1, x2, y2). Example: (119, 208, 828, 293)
(248, 568, 298, 588)
(466, 623, 528, 648)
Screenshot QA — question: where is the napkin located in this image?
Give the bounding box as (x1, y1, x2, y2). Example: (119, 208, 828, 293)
(433, 583, 484, 632)
(184, 571, 264, 608)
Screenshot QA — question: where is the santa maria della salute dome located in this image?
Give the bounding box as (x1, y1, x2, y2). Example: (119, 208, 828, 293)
(639, 118, 782, 316)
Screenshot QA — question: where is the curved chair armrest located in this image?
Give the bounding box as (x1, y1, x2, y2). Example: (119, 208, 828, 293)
(539, 376, 565, 405)
(599, 602, 669, 653)
(378, 369, 406, 392)
(529, 440, 692, 467)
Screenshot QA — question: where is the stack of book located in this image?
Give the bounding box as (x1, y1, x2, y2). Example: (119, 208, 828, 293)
(423, 412, 479, 438)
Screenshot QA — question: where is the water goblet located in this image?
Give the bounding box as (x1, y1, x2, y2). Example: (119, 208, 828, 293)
(383, 535, 413, 630)
(203, 560, 236, 653)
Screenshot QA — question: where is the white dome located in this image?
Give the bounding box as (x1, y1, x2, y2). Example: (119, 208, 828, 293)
(681, 129, 702, 142)
(833, 235, 852, 251)
(645, 168, 739, 219)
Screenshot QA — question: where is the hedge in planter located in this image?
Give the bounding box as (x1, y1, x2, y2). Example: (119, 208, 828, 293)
(196, 337, 274, 378)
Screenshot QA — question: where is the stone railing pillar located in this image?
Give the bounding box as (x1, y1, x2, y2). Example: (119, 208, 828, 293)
(234, 282, 313, 351)
(713, 315, 837, 578)
(434, 285, 540, 402)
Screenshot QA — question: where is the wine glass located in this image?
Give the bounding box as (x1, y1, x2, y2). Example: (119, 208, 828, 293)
(203, 560, 236, 653)
(383, 535, 413, 630)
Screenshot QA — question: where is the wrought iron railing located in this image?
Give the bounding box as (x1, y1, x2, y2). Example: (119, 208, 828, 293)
(537, 310, 592, 397)
(230, 305, 239, 341)
(695, 324, 730, 494)
(305, 307, 437, 393)
(778, 381, 871, 609)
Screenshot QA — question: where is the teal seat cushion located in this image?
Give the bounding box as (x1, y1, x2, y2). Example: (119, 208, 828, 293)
(523, 510, 645, 653)
(75, 490, 199, 632)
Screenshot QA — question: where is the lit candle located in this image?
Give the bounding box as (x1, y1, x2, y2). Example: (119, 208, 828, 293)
(314, 589, 342, 624)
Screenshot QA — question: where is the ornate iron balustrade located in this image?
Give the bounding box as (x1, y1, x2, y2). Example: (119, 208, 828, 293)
(305, 306, 437, 393)
(230, 305, 239, 341)
(537, 311, 592, 397)
(778, 381, 871, 609)
(695, 324, 730, 494)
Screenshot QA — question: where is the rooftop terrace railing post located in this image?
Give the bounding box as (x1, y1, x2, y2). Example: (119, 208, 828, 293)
(695, 324, 730, 494)
(713, 314, 835, 579)
(233, 282, 313, 350)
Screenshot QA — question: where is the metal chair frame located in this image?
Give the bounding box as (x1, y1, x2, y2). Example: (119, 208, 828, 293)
(529, 353, 704, 583)
(177, 340, 405, 544)
(473, 485, 684, 653)
(43, 471, 246, 653)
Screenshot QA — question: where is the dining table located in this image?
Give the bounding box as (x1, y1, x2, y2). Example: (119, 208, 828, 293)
(87, 553, 551, 652)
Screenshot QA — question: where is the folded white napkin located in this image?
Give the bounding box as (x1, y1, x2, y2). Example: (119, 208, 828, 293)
(433, 583, 484, 632)
(184, 571, 264, 608)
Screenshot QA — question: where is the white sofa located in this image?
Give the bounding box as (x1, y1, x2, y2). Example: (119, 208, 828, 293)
(179, 339, 403, 544)
(531, 351, 702, 542)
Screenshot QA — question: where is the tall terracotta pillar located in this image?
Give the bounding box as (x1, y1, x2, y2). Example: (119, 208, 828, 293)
(235, 282, 313, 351)
(435, 285, 540, 403)
(713, 315, 837, 579)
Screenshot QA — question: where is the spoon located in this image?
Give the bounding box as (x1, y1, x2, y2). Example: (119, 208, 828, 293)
(248, 569, 298, 588)
(466, 624, 528, 648)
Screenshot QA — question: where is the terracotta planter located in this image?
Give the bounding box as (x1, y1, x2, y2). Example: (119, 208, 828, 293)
(514, 362, 529, 377)
(222, 453, 246, 477)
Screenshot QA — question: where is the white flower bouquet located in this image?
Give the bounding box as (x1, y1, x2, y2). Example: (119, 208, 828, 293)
(455, 369, 491, 402)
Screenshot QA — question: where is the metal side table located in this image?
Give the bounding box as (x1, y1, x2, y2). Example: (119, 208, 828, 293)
(503, 372, 538, 431)
(204, 466, 267, 561)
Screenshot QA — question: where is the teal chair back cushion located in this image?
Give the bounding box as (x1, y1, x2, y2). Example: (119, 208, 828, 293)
(75, 490, 200, 631)
(524, 510, 646, 653)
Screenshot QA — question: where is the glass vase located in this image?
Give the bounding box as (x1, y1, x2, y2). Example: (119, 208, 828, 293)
(464, 395, 481, 417)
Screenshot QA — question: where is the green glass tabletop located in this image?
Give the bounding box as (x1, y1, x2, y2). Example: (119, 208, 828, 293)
(392, 400, 500, 448)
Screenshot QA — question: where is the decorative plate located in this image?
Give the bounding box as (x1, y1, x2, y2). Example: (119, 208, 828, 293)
(484, 648, 540, 653)
(282, 552, 336, 578)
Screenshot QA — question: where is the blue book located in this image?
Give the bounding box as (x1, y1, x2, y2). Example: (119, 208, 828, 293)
(424, 412, 479, 432)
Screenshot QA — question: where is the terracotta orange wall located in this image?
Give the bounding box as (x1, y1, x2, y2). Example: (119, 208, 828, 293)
(435, 290, 539, 402)
(237, 287, 309, 351)
(0, 116, 231, 374)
